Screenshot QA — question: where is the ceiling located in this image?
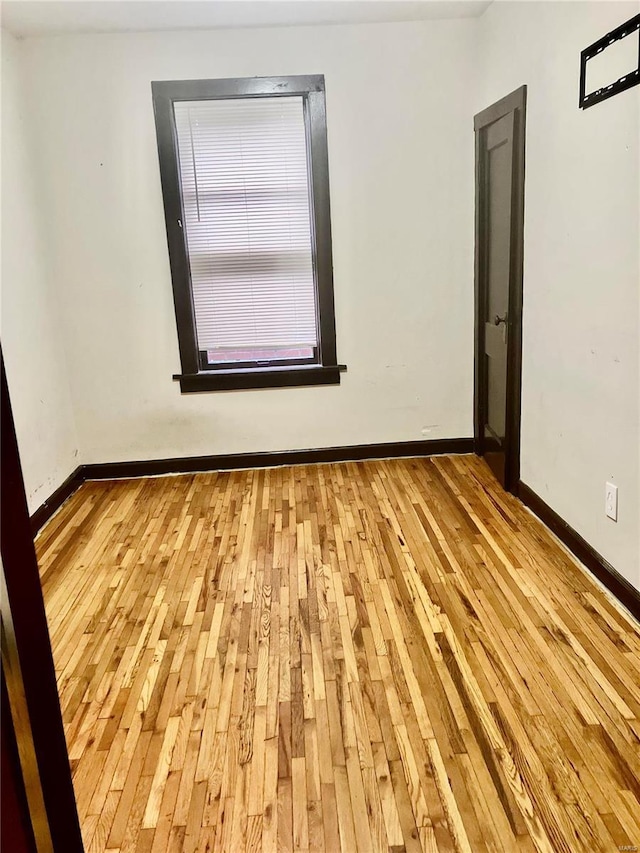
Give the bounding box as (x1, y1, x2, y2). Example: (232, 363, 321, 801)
(1, 0, 492, 37)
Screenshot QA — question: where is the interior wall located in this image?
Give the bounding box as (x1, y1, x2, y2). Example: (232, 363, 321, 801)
(1, 30, 81, 513)
(17, 19, 476, 465)
(477, 1, 640, 588)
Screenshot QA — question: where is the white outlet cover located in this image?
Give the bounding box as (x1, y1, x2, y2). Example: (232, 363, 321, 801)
(605, 482, 618, 522)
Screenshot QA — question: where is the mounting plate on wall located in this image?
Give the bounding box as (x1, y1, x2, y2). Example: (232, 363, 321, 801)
(579, 13, 640, 109)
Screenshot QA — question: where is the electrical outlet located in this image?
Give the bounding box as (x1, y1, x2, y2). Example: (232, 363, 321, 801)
(605, 482, 618, 521)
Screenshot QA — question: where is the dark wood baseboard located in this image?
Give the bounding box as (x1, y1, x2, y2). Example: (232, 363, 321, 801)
(30, 439, 474, 533)
(29, 467, 84, 535)
(84, 438, 473, 480)
(82, 438, 474, 481)
(517, 481, 639, 621)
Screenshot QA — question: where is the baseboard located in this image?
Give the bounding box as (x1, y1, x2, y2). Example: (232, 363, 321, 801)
(30, 438, 474, 533)
(29, 466, 84, 535)
(517, 482, 639, 621)
(82, 438, 474, 480)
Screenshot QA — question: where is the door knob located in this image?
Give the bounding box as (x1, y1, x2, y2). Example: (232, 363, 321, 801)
(493, 313, 508, 325)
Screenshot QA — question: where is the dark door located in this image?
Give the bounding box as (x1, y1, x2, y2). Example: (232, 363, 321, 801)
(474, 87, 526, 491)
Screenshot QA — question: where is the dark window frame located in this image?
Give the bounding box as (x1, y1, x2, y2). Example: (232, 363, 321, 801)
(151, 74, 345, 393)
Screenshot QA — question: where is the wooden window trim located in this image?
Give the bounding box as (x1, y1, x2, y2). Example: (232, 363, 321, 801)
(152, 75, 344, 393)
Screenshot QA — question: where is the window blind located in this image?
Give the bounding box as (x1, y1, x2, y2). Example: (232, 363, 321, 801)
(173, 96, 319, 360)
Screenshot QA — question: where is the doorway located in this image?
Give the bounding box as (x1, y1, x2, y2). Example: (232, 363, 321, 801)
(474, 85, 526, 492)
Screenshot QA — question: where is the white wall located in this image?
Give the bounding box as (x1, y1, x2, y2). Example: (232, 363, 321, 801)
(1, 30, 81, 512)
(18, 19, 476, 466)
(478, 1, 640, 587)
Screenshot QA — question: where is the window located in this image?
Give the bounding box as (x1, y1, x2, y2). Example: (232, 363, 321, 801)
(152, 75, 344, 392)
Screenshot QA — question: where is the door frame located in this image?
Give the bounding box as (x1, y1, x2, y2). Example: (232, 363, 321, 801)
(473, 85, 527, 493)
(1, 351, 85, 852)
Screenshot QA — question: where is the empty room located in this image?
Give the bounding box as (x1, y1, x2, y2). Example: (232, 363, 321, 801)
(1, 1, 639, 851)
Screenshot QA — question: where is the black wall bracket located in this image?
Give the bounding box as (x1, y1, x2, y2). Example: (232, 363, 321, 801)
(579, 13, 640, 109)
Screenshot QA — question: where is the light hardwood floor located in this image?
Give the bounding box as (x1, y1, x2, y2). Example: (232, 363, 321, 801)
(36, 454, 640, 853)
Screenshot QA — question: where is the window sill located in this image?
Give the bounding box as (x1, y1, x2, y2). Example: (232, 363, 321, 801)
(173, 364, 346, 393)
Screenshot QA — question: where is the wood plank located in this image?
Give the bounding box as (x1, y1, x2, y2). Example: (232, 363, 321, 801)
(37, 456, 640, 853)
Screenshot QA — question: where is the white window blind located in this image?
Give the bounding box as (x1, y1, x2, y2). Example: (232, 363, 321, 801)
(173, 96, 319, 361)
